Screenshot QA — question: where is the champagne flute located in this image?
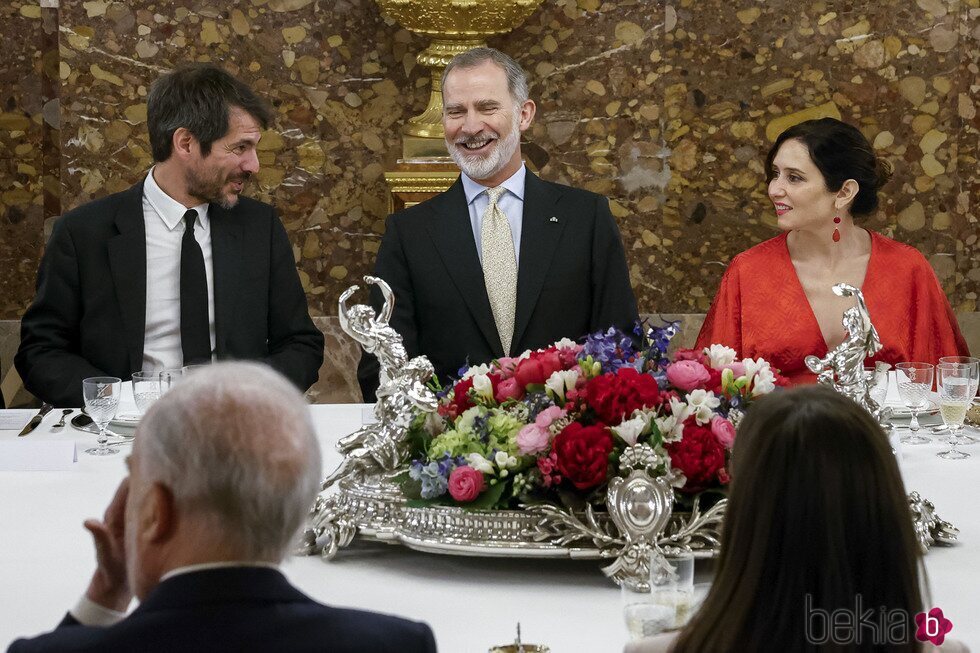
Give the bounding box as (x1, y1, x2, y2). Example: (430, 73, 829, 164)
(895, 362, 933, 445)
(82, 376, 122, 456)
(936, 362, 977, 460)
(938, 356, 980, 443)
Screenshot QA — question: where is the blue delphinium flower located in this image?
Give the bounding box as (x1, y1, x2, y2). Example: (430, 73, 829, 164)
(581, 326, 636, 373)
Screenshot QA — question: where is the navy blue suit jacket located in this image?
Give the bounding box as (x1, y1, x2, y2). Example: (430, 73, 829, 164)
(7, 567, 437, 653)
(15, 179, 324, 406)
(357, 171, 639, 400)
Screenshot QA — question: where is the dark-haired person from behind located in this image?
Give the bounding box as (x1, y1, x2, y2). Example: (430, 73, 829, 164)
(696, 118, 968, 383)
(15, 64, 323, 406)
(627, 386, 968, 653)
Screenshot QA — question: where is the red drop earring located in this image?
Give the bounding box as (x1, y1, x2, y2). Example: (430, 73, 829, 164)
(832, 216, 841, 242)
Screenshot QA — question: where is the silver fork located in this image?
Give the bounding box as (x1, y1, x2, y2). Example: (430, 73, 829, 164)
(51, 409, 73, 429)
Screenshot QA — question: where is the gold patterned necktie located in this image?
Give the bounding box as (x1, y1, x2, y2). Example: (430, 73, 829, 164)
(481, 186, 517, 355)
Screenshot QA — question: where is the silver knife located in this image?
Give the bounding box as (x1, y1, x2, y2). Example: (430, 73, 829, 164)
(19, 403, 53, 437)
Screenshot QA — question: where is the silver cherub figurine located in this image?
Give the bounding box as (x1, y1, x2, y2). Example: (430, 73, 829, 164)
(804, 283, 892, 422)
(321, 277, 438, 488)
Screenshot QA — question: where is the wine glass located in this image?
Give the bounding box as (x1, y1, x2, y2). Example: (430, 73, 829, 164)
(82, 376, 122, 456)
(936, 362, 978, 460)
(895, 362, 933, 445)
(131, 371, 160, 415)
(938, 357, 980, 444)
(865, 365, 889, 409)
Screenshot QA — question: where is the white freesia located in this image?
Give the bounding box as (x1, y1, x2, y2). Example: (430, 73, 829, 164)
(655, 398, 691, 443)
(461, 363, 491, 380)
(668, 468, 687, 489)
(685, 389, 720, 425)
(544, 369, 580, 402)
(742, 357, 776, 396)
(611, 413, 649, 446)
(553, 337, 578, 349)
(472, 373, 494, 400)
(494, 450, 519, 477)
(705, 344, 737, 369)
(465, 452, 494, 474)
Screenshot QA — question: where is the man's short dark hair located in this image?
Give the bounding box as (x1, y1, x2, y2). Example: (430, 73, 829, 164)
(146, 63, 272, 162)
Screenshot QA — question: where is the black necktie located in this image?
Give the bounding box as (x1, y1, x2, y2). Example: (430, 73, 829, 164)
(180, 209, 210, 366)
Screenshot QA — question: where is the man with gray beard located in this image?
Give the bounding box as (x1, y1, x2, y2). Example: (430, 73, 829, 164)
(16, 64, 323, 406)
(358, 47, 638, 401)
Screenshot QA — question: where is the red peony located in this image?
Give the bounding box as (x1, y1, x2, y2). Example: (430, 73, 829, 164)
(583, 367, 661, 425)
(553, 422, 614, 490)
(666, 420, 728, 493)
(448, 466, 486, 502)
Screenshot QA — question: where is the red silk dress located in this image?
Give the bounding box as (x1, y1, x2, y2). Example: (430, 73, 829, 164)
(695, 231, 971, 384)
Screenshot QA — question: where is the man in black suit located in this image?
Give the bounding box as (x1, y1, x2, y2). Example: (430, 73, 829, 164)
(15, 64, 323, 406)
(7, 362, 437, 653)
(357, 47, 638, 400)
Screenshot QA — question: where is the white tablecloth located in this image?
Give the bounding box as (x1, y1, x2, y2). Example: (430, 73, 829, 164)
(1, 405, 977, 651)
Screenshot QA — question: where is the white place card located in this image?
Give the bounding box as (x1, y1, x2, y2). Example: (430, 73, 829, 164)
(0, 410, 36, 431)
(0, 440, 77, 471)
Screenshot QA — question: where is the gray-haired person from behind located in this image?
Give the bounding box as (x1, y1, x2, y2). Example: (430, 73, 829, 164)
(9, 362, 437, 653)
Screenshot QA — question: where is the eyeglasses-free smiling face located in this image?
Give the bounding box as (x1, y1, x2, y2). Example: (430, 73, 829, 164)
(768, 138, 841, 232)
(184, 106, 262, 210)
(441, 60, 534, 187)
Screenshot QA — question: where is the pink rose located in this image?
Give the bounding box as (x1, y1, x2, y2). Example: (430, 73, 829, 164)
(666, 360, 712, 392)
(517, 424, 551, 455)
(710, 415, 736, 449)
(495, 377, 524, 402)
(448, 466, 486, 502)
(535, 405, 566, 428)
(672, 348, 704, 362)
(496, 357, 519, 379)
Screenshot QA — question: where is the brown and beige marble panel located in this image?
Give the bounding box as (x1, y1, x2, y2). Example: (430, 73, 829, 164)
(953, 0, 979, 313)
(0, 2, 47, 320)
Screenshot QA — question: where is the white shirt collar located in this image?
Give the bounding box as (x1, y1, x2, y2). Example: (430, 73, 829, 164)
(461, 163, 527, 205)
(160, 560, 279, 582)
(143, 166, 210, 232)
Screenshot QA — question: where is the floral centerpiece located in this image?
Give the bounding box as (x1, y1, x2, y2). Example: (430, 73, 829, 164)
(398, 322, 785, 511)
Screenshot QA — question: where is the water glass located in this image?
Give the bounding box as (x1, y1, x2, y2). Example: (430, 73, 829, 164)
(622, 552, 694, 640)
(895, 362, 933, 445)
(937, 362, 979, 460)
(82, 376, 121, 456)
(131, 371, 160, 415)
(864, 365, 889, 408)
(938, 357, 980, 443)
(158, 368, 183, 394)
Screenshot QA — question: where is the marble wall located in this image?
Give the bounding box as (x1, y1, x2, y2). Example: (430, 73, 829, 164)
(2, 0, 977, 319)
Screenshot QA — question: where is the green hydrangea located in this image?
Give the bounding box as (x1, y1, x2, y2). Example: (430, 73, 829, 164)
(486, 411, 524, 458)
(427, 428, 484, 459)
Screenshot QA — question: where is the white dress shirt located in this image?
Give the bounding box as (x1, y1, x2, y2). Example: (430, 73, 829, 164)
(141, 168, 216, 371)
(461, 163, 526, 264)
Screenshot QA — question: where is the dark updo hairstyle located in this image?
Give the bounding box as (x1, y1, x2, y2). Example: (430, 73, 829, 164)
(670, 386, 923, 653)
(765, 117, 893, 218)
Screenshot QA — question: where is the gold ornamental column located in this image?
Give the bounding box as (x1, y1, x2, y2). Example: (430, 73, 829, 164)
(376, 0, 544, 212)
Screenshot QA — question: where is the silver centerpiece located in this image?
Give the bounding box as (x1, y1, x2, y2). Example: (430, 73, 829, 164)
(804, 283, 893, 424)
(300, 279, 956, 583)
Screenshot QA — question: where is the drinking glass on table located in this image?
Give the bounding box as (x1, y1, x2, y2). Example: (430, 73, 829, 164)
(158, 368, 183, 394)
(131, 371, 161, 415)
(82, 376, 122, 456)
(622, 552, 694, 640)
(895, 362, 934, 445)
(938, 356, 980, 443)
(865, 365, 889, 408)
(936, 362, 979, 460)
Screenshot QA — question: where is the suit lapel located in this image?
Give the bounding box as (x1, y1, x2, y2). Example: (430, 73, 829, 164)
(107, 181, 148, 371)
(424, 178, 503, 357)
(513, 171, 565, 349)
(209, 203, 242, 357)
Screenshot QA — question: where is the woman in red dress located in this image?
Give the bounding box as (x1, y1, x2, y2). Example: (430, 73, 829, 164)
(695, 118, 969, 384)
